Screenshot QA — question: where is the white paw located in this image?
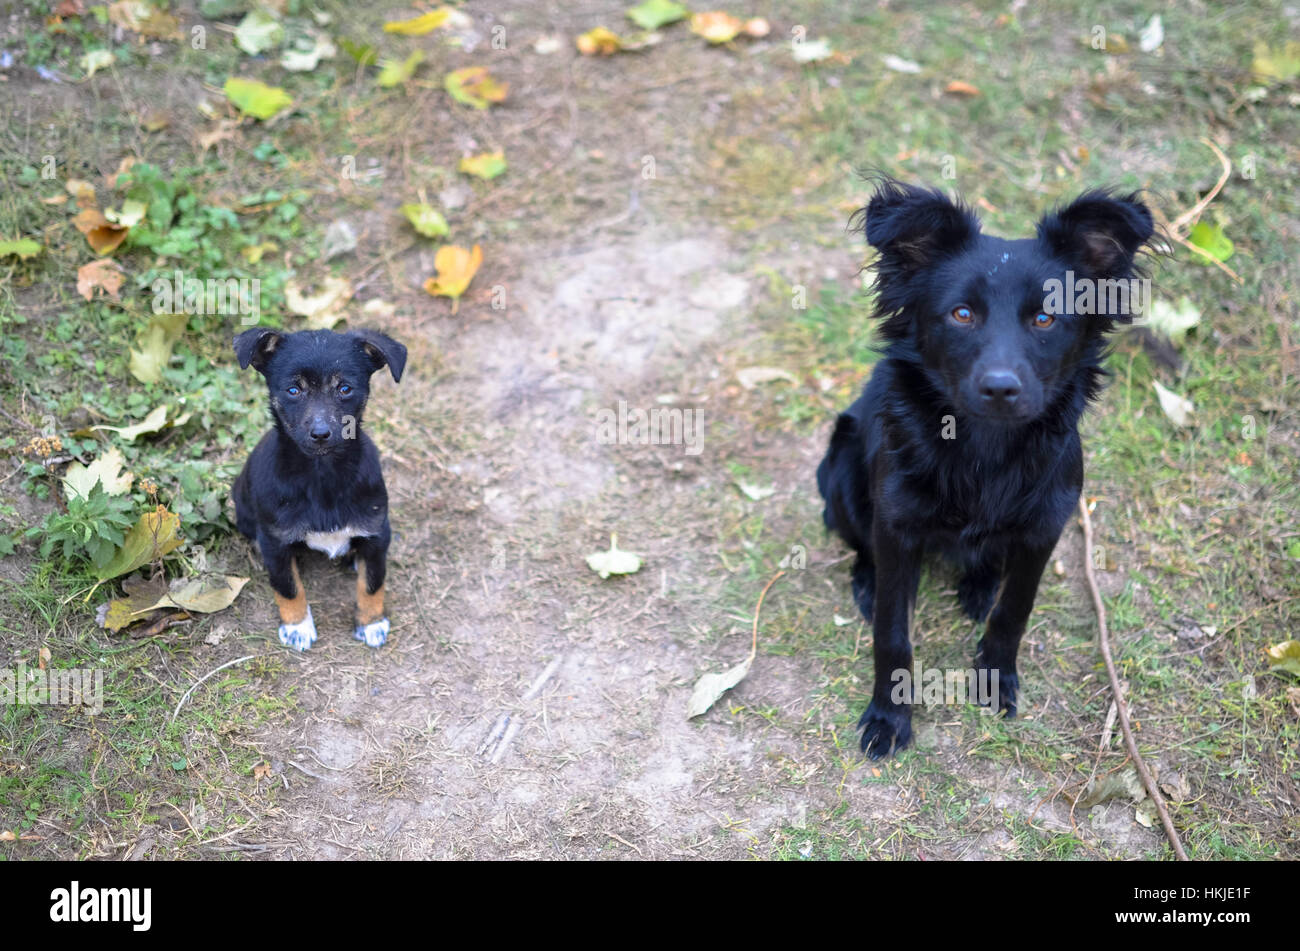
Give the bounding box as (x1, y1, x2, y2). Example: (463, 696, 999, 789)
(354, 616, 389, 648)
(278, 607, 318, 652)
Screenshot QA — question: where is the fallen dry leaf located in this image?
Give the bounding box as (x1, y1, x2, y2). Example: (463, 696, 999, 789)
(63, 446, 133, 501)
(444, 66, 508, 108)
(65, 178, 97, 208)
(691, 11, 743, 43)
(196, 119, 240, 153)
(108, 0, 181, 40)
(76, 259, 124, 300)
(285, 276, 353, 329)
(945, 80, 981, 96)
(71, 208, 129, 255)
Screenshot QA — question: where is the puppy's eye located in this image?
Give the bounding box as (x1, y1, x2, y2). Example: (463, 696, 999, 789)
(338, 384, 353, 397)
(1033, 312, 1055, 328)
(286, 385, 301, 397)
(950, 305, 974, 324)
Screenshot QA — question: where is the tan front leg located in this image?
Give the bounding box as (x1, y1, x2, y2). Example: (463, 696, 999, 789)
(355, 558, 385, 624)
(274, 559, 317, 651)
(274, 559, 308, 624)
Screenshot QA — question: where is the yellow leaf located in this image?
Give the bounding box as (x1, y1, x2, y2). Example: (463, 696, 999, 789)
(240, 240, 278, 264)
(423, 244, 483, 305)
(65, 178, 97, 208)
(383, 8, 452, 35)
(576, 27, 623, 56)
(90, 404, 172, 442)
(377, 49, 424, 88)
(444, 66, 509, 108)
(690, 12, 743, 44)
(458, 151, 507, 180)
(95, 505, 183, 581)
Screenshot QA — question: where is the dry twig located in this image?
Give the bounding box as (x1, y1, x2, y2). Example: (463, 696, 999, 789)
(1077, 495, 1188, 860)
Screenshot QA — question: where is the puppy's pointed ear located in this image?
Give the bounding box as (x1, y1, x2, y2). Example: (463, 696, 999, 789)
(854, 179, 979, 265)
(349, 329, 407, 382)
(1037, 191, 1154, 278)
(233, 327, 283, 372)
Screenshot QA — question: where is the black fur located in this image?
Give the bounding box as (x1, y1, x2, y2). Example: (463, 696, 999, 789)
(819, 179, 1153, 759)
(231, 327, 407, 624)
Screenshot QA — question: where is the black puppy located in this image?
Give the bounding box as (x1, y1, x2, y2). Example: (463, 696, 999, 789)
(232, 327, 407, 651)
(818, 179, 1153, 758)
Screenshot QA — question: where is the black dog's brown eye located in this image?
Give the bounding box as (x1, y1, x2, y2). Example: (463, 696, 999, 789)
(339, 384, 353, 396)
(1033, 312, 1055, 328)
(287, 385, 301, 397)
(951, 305, 974, 324)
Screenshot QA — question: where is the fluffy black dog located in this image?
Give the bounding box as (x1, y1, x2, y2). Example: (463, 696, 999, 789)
(818, 179, 1153, 758)
(232, 327, 407, 651)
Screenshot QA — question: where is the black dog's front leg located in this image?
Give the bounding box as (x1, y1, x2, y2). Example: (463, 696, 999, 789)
(858, 522, 921, 759)
(974, 541, 1054, 717)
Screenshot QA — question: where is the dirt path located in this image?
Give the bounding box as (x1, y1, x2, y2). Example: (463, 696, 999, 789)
(220, 222, 1160, 859)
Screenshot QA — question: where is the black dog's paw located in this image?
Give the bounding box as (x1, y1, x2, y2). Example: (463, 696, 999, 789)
(850, 563, 875, 623)
(957, 572, 999, 621)
(857, 702, 912, 759)
(973, 660, 1019, 718)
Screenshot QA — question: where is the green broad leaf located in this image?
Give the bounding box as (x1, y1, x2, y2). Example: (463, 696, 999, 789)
(1266, 640, 1300, 677)
(339, 38, 378, 66)
(377, 50, 424, 88)
(458, 152, 507, 180)
(95, 506, 184, 581)
(627, 0, 688, 30)
(1187, 221, 1234, 263)
(400, 203, 450, 238)
(1252, 40, 1300, 81)
(223, 77, 293, 120)
(0, 238, 42, 259)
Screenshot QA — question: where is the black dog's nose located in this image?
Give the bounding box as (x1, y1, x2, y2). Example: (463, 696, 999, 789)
(979, 370, 1021, 403)
(309, 424, 332, 442)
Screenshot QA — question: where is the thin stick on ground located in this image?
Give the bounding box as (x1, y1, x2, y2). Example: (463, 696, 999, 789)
(171, 655, 259, 724)
(750, 570, 786, 665)
(1077, 495, 1189, 861)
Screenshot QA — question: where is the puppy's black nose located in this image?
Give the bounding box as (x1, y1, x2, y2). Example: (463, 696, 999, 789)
(979, 370, 1021, 404)
(309, 424, 332, 442)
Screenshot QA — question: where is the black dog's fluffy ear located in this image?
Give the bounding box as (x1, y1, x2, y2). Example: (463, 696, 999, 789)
(854, 179, 980, 265)
(1037, 191, 1154, 278)
(349, 329, 407, 382)
(233, 327, 284, 372)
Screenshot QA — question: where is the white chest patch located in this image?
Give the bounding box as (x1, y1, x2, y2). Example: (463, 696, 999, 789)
(303, 527, 365, 559)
